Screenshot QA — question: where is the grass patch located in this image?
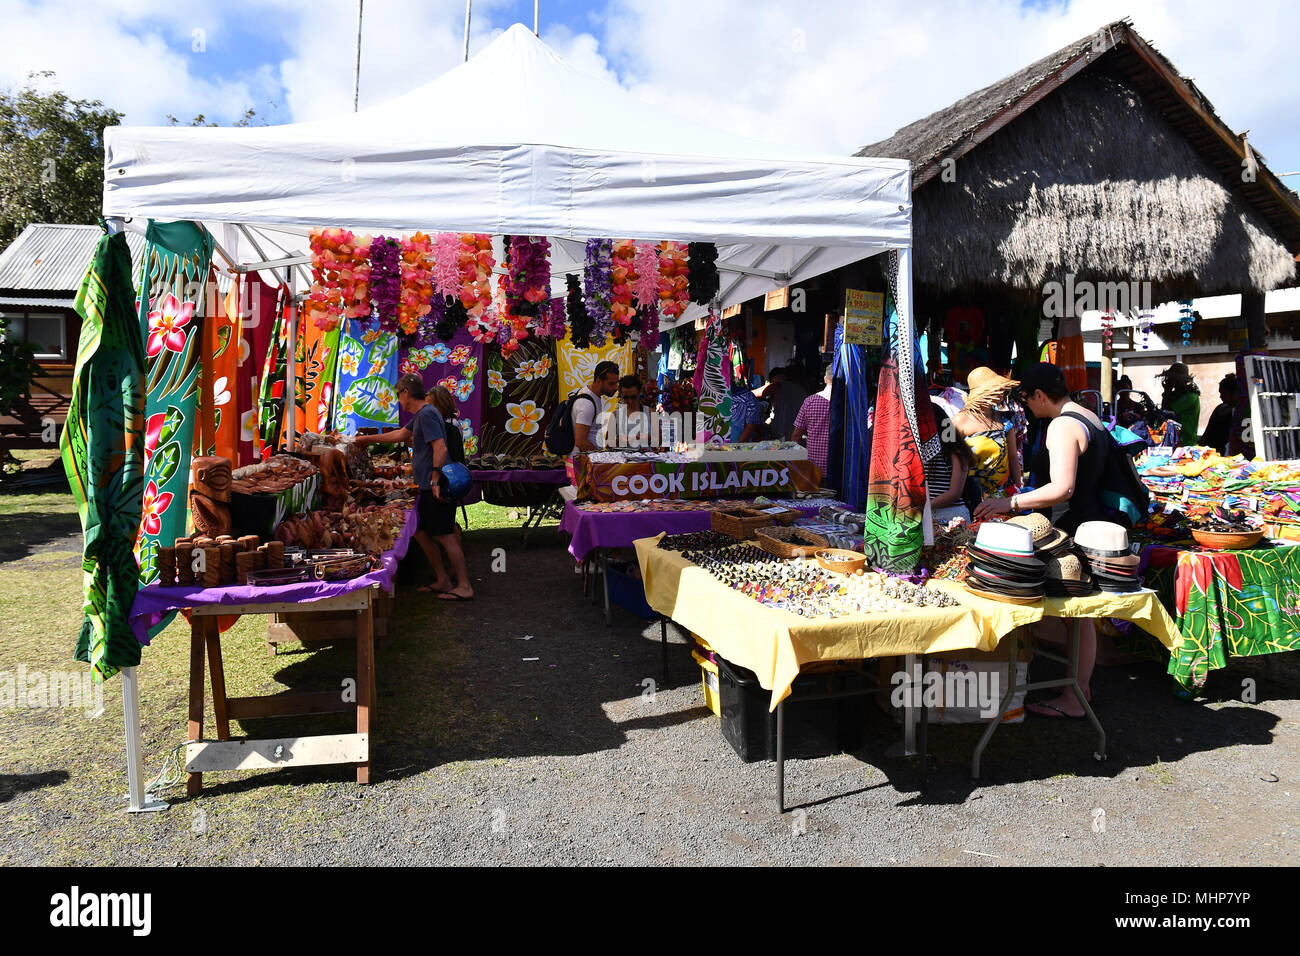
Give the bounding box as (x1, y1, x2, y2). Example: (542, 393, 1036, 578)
(1147, 758, 1175, 786)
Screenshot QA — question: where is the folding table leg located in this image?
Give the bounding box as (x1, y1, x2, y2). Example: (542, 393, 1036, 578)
(1068, 620, 1106, 761)
(601, 550, 611, 626)
(918, 653, 929, 788)
(186, 622, 206, 796)
(971, 633, 1021, 780)
(205, 619, 231, 741)
(776, 699, 787, 813)
(660, 617, 669, 686)
(356, 598, 373, 784)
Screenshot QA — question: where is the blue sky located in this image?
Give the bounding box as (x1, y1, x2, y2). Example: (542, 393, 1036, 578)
(4, 0, 1298, 179)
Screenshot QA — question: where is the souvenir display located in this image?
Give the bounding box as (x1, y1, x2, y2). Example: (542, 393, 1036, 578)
(1074, 520, 1142, 593)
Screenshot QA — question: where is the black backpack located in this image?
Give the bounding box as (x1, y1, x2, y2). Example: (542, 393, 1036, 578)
(1062, 411, 1149, 527)
(544, 390, 597, 455)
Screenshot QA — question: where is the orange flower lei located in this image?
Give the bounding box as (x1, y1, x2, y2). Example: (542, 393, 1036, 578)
(457, 233, 495, 318)
(398, 232, 434, 336)
(610, 239, 638, 326)
(305, 227, 372, 330)
(658, 241, 690, 320)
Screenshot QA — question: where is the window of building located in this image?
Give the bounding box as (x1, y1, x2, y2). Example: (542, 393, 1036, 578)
(0, 310, 66, 361)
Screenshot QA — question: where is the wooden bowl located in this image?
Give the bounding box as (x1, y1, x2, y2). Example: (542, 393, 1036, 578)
(1191, 528, 1263, 551)
(815, 548, 867, 575)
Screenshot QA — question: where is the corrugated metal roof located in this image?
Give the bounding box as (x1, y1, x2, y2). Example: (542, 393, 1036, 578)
(0, 296, 77, 309)
(0, 223, 144, 293)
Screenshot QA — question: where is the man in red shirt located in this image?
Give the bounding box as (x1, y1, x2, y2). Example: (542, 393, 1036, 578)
(793, 364, 833, 478)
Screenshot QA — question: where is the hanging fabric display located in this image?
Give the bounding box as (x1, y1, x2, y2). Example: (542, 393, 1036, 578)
(1057, 312, 1086, 392)
(199, 270, 240, 464)
(135, 220, 214, 589)
(256, 296, 307, 452)
(303, 319, 341, 434)
(237, 271, 280, 465)
(399, 326, 484, 455)
(835, 320, 871, 510)
(59, 228, 146, 681)
(862, 355, 929, 573)
(694, 315, 732, 440)
(333, 319, 401, 434)
(556, 330, 633, 421)
(482, 336, 559, 459)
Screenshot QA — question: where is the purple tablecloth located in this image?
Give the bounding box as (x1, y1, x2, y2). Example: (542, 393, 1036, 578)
(470, 469, 568, 484)
(560, 500, 833, 561)
(128, 506, 418, 645)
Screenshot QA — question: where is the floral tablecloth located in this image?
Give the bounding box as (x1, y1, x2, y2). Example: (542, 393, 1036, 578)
(1145, 544, 1300, 696)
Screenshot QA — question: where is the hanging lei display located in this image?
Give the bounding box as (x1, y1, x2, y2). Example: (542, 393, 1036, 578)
(1139, 310, 1153, 350)
(567, 274, 593, 350)
(398, 232, 434, 337)
(461, 233, 498, 345)
(584, 238, 614, 347)
(433, 232, 462, 298)
(1178, 300, 1195, 347)
(610, 239, 638, 328)
(632, 241, 663, 349)
(305, 228, 372, 331)
(687, 242, 720, 305)
(507, 235, 551, 318)
(369, 236, 402, 332)
(659, 241, 690, 321)
(544, 295, 567, 339)
(1100, 310, 1115, 355)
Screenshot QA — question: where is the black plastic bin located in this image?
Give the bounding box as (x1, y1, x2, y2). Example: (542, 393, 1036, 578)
(715, 655, 868, 762)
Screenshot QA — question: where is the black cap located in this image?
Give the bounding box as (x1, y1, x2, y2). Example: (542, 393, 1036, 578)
(1017, 362, 1069, 401)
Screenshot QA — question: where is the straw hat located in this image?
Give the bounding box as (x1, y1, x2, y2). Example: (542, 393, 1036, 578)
(964, 366, 1018, 415)
(1006, 513, 1070, 554)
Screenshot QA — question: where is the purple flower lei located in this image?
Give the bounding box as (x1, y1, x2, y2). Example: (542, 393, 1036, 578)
(583, 238, 613, 347)
(418, 293, 447, 344)
(369, 236, 402, 333)
(508, 236, 551, 318)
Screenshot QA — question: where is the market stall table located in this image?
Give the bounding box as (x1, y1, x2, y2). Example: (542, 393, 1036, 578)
(127, 508, 416, 794)
(1142, 542, 1300, 696)
(463, 468, 570, 544)
(636, 536, 1182, 808)
(567, 498, 845, 625)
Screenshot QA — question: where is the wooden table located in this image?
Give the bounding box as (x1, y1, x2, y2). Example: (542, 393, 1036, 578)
(185, 586, 377, 794)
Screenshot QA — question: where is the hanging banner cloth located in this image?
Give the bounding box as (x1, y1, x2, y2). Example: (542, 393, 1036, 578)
(556, 330, 634, 422)
(59, 228, 147, 681)
(482, 336, 558, 458)
(255, 294, 298, 452)
(135, 220, 214, 591)
(399, 328, 484, 454)
(834, 321, 871, 511)
(693, 318, 732, 440)
(237, 272, 279, 465)
(333, 319, 400, 435)
(302, 320, 341, 435)
(198, 268, 240, 463)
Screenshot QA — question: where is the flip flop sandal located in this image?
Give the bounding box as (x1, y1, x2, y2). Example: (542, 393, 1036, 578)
(436, 592, 475, 602)
(417, 584, 453, 594)
(1027, 701, 1086, 720)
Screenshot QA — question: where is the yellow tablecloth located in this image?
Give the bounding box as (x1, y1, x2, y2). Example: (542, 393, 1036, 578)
(636, 536, 1183, 710)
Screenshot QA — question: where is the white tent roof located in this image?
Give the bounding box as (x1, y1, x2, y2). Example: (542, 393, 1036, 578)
(102, 23, 911, 324)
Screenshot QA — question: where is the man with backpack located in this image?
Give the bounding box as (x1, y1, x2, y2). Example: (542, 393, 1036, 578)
(545, 360, 620, 456)
(974, 362, 1150, 719)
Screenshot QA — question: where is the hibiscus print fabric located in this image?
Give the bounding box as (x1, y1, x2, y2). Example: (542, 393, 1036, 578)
(135, 220, 214, 602)
(397, 325, 483, 441)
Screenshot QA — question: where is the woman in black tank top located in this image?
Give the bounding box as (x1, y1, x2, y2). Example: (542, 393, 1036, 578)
(973, 363, 1104, 719)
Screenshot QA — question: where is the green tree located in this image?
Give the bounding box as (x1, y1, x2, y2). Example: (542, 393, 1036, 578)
(0, 72, 121, 253)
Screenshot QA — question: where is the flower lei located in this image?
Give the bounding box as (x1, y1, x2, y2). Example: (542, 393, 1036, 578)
(639, 304, 660, 351)
(631, 241, 663, 350)
(305, 227, 372, 330)
(368, 236, 402, 332)
(507, 235, 551, 318)
(583, 238, 614, 347)
(419, 294, 447, 344)
(458, 233, 494, 318)
(566, 274, 593, 350)
(658, 241, 690, 320)
(610, 239, 638, 327)
(398, 232, 434, 337)
(687, 242, 720, 305)
(432, 232, 462, 298)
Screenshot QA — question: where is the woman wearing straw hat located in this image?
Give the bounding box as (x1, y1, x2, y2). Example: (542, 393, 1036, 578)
(954, 367, 1023, 498)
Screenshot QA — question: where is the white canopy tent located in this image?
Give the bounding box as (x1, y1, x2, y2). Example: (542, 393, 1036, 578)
(100, 23, 916, 811)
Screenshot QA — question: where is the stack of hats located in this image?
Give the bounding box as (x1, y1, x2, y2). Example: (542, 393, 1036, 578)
(1043, 552, 1097, 598)
(1006, 513, 1072, 559)
(964, 522, 1045, 604)
(1074, 521, 1142, 593)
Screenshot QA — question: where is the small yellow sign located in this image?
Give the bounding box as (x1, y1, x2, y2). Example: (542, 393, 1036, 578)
(844, 290, 883, 346)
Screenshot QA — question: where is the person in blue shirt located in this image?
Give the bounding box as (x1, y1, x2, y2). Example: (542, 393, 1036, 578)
(355, 374, 473, 600)
(728, 378, 764, 443)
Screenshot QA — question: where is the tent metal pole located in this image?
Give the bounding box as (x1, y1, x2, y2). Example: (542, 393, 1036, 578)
(463, 0, 472, 62)
(353, 0, 364, 112)
(534, 0, 539, 34)
(123, 667, 167, 812)
(285, 269, 297, 452)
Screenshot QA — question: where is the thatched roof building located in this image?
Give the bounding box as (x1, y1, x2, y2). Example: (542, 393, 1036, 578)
(857, 19, 1300, 305)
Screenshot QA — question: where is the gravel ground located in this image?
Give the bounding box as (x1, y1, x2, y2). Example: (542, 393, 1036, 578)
(1, 509, 1298, 866)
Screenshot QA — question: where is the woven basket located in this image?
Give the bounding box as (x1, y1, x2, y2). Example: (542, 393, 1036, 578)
(755, 525, 830, 558)
(711, 507, 776, 540)
(1191, 528, 1263, 551)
